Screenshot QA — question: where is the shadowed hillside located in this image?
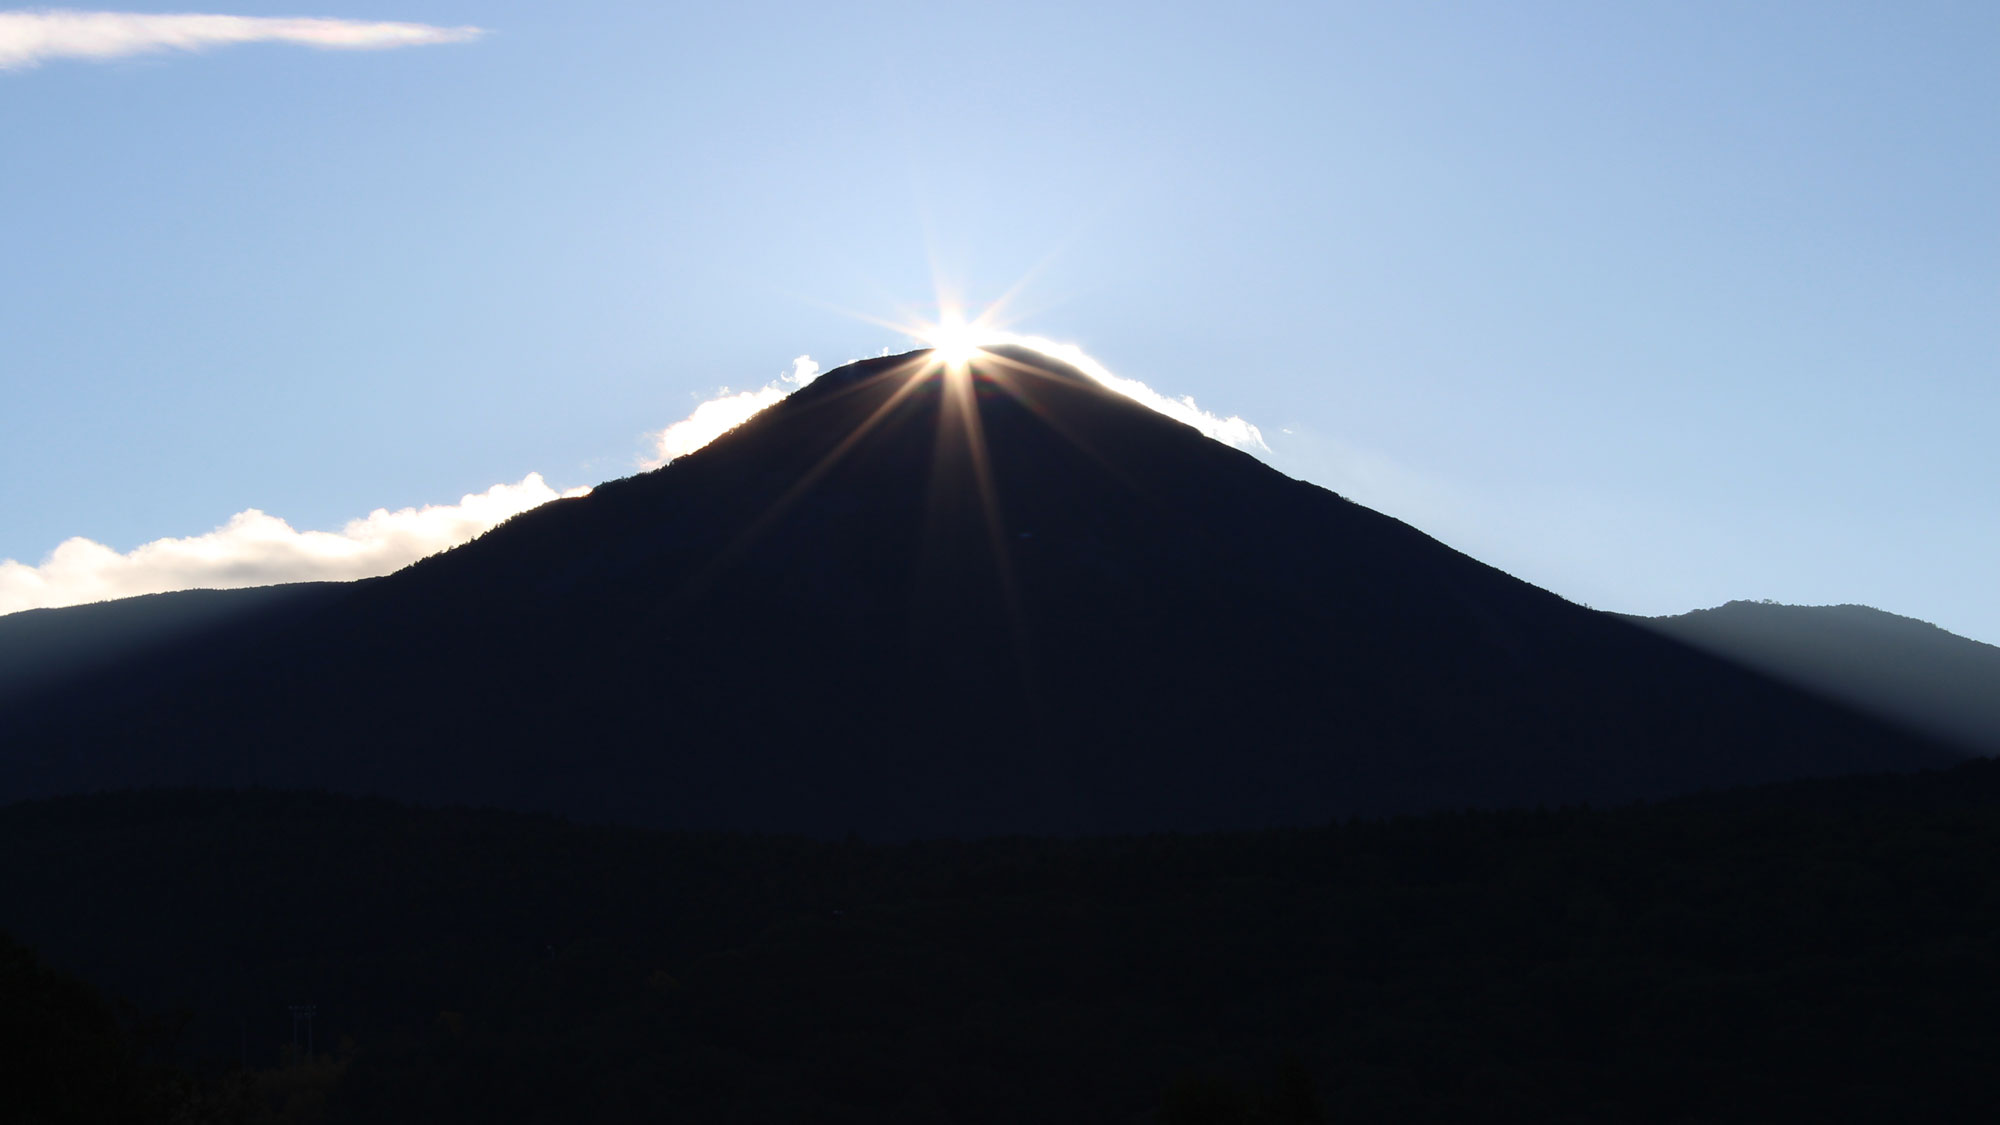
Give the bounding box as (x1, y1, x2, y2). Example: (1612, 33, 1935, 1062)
(1632, 601, 2000, 756)
(0, 582, 345, 711)
(0, 347, 1955, 836)
(5, 775, 2000, 1123)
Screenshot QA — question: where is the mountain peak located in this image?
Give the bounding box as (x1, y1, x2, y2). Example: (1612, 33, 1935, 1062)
(0, 345, 1955, 837)
(785, 343, 1109, 404)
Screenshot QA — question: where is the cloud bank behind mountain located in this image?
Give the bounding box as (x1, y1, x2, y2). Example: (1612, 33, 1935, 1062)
(1, 342, 1262, 615)
(0, 475, 583, 615)
(642, 356, 821, 469)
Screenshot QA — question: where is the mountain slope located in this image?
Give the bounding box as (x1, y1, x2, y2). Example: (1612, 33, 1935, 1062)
(1631, 601, 2000, 755)
(0, 583, 345, 712)
(0, 347, 1955, 836)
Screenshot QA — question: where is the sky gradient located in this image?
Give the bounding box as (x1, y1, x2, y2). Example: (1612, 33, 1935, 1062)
(3, 2, 1995, 641)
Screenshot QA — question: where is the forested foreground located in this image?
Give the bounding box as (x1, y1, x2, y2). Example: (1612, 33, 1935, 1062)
(6, 761, 2000, 1124)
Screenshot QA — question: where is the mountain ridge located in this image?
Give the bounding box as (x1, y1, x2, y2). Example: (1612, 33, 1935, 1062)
(1631, 600, 2000, 755)
(0, 347, 1956, 836)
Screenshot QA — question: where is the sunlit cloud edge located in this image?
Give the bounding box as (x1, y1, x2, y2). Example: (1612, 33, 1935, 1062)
(2, 338, 1266, 616)
(640, 356, 822, 469)
(0, 474, 586, 616)
(641, 335, 1266, 469)
(984, 331, 1267, 452)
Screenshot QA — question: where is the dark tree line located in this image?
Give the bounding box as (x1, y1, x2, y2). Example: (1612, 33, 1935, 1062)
(5, 759, 2000, 1122)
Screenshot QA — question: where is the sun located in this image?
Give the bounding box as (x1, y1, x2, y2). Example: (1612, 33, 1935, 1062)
(928, 322, 985, 368)
(830, 280, 1021, 372)
(917, 304, 1007, 371)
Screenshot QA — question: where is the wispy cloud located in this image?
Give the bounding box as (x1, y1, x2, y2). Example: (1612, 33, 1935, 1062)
(0, 9, 484, 69)
(641, 355, 822, 468)
(0, 474, 585, 615)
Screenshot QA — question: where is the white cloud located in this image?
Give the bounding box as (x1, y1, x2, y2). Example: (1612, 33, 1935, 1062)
(0, 9, 483, 69)
(0, 341, 1266, 617)
(641, 355, 820, 468)
(996, 334, 1267, 452)
(0, 474, 586, 615)
(640, 340, 1266, 470)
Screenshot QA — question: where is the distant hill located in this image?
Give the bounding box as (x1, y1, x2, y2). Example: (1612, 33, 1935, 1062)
(1630, 602, 2000, 756)
(0, 347, 1954, 835)
(0, 582, 346, 711)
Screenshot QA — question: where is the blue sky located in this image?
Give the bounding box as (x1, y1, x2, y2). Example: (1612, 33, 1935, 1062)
(2, 2, 1996, 642)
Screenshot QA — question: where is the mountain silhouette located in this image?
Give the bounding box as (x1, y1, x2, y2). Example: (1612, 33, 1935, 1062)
(0, 347, 1958, 836)
(1630, 601, 2000, 756)
(0, 582, 341, 713)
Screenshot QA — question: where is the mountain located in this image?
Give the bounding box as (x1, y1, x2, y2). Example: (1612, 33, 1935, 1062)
(1630, 601, 2000, 756)
(0, 582, 343, 712)
(0, 347, 1957, 836)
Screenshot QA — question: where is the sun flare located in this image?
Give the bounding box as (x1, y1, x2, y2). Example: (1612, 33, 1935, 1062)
(830, 280, 1267, 451)
(921, 310, 1002, 370)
